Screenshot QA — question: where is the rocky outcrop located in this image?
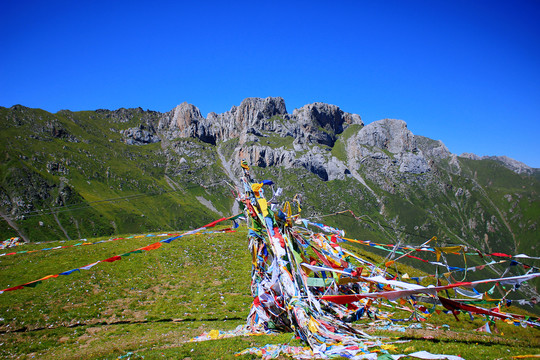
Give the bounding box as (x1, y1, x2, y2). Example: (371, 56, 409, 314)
(345, 119, 430, 175)
(155, 97, 537, 184)
(159, 97, 363, 149)
(207, 97, 288, 143)
(460, 153, 481, 161)
(398, 152, 430, 174)
(488, 156, 533, 174)
(158, 103, 215, 144)
(237, 145, 350, 181)
(460, 153, 533, 174)
(295, 152, 350, 181)
(239, 145, 296, 169)
(96, 107, 160, 124)
(353, 119, 416, 154)
(46, 120, 80, 142)
(292, 103, 363, 146)
(123, 126, 160, 145)
(415, 136, 451, 160)
(157, 100, 441, 181)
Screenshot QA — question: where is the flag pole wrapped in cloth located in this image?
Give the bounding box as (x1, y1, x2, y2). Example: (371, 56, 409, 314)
(237, 161, 373, 352)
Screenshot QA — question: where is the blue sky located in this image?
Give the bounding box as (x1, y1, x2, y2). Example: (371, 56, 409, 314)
(2, 1, 539, 167)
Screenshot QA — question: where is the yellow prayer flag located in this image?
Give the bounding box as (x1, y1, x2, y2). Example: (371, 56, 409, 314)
(308, 316, 320, 333)
(257, 198, 269, 217)
(251, 183, 263, 197)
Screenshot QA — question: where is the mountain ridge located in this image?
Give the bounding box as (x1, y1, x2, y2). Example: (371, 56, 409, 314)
(9, 98, 534, 171)
(0, 98, 538, 259)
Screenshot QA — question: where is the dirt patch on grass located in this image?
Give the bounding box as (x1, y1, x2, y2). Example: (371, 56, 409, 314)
(62, 302, 87, 311)
(86, 326, 103, 335)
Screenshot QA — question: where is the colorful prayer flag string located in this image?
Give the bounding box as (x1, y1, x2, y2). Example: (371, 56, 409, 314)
(0, 217, 240, 295)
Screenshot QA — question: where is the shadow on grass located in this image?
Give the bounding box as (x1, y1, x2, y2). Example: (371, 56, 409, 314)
(0, 316, 245, 334)
(397, 334, 540, 348)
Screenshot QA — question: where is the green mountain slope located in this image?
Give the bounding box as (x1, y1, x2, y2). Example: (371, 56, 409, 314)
(1, 102, 537, 265)
(0, 106, 232, 242)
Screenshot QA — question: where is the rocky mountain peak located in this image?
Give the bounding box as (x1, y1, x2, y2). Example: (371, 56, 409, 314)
(158, 102, 215, 144)
(233, 97, 288, 124)
(171, 102, 204, 130)
(344, 119, 432, 178)
(355, 119, 416, 154)
(292, 102, 363, 147)
(205, 97, 288, 144)
(293, 102, 362, 130)
(158, 97, 364, 147)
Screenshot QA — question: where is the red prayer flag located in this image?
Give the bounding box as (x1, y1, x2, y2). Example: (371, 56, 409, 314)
(3, 285, 25, 292)
(103, 256, 122, 263)
(204, 217, 227, 228)
(488, 252, 512, 258)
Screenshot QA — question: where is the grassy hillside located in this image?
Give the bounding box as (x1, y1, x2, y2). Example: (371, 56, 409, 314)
(0, 226, 538, 359)
(459, 157, 540, 255)
(0, 106, 233, 242)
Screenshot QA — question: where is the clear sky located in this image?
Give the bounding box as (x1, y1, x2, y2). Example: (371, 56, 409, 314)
(1, 1, 539, 167)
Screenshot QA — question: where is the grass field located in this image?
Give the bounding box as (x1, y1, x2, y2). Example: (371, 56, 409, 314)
(0, 225, 538, 359)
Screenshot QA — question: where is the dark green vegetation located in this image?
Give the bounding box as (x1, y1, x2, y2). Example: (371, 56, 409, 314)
(0, 227, 538, 359)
